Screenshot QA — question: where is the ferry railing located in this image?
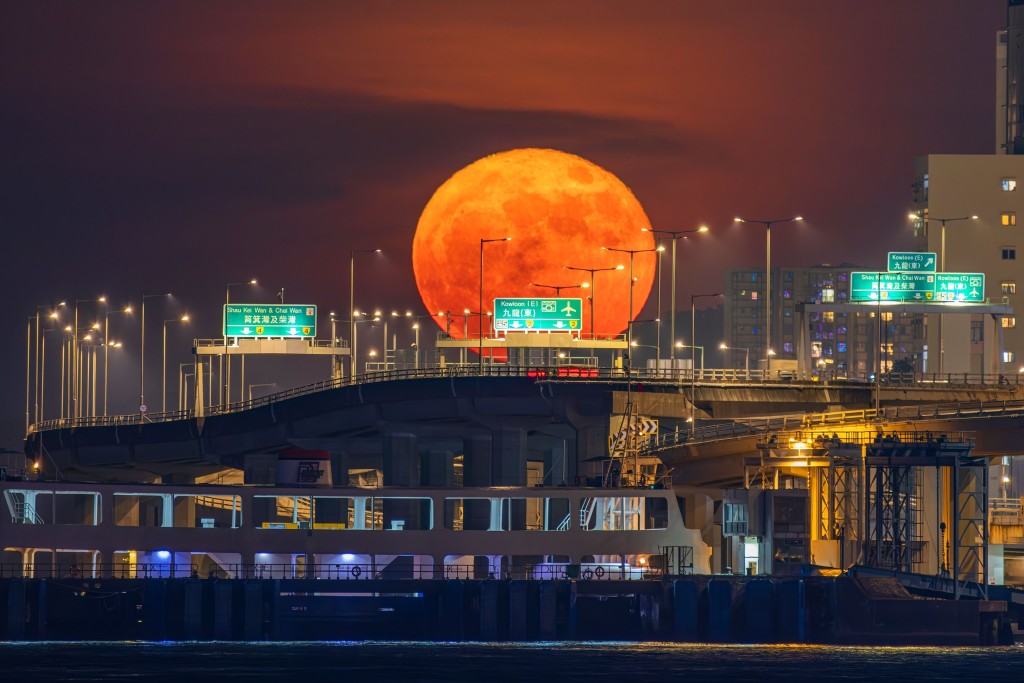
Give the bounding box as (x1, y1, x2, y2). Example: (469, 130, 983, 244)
(26, 364, 1023, 435)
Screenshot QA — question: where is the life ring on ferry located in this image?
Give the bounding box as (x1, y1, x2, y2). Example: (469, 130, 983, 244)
(594, 566, 605, 578)
(582, 568, 594, 580)
(351, 566, 362, 578)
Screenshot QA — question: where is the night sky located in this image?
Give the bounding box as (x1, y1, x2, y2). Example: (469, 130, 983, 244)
(0, 1, 1007, 451)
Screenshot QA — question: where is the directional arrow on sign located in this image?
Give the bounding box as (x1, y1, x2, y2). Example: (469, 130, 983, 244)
(554, 320, 565, 328)
(241, 327, 252, 334)
(510, 320, 522, 329)
(288, 327, 299, 335)
(925, 257, 934, 268)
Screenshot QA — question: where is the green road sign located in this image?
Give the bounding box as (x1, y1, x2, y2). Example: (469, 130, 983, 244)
(850, 272, 935, 302)
(887, 251, 937, 273)
(223, 304, 317, 338)
(935, 273, 985, 302)
(493, 297, 583, 332)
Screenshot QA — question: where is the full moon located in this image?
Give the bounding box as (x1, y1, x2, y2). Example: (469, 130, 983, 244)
(413, 149, 656, 346)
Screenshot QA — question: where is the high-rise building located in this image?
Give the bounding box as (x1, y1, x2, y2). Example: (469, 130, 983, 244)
(722, 265, 925, 377)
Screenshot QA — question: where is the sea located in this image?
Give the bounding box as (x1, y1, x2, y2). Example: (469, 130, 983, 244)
(1, 641, 1021, 682)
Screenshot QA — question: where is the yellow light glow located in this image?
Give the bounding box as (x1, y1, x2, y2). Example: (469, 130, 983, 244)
(698, 226, 709, 232)
(181, 314, 190, 322)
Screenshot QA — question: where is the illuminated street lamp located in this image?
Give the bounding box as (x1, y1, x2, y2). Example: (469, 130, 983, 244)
(163, 314, 190, 413)
(104, 304, 132, 416)
(350, 249, 382, 378)
(32, 302, 65, 425)
(642, 227, 709, 362)
(734, 216, 803, 371)
(908, 212, 978, 373)
(563, 264, 625, 340)
(479, 237, 512, 370)
(602, 245, 663, 354)
(74, 296, 106, 418)
(720, 342, 751, 380)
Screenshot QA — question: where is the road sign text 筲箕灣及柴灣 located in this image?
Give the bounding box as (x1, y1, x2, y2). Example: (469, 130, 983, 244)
(887, 251, 937, 273)
(493, 298, 583, 332)
(850, 272, 935, 302)
(223, 304, 317, 338)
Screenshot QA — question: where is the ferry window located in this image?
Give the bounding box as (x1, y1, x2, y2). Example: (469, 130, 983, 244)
(1004, 178, 1017, 191)
(444, 497, 569, 531)
(582, 496, 654, 531)
(645, 497, 668, 530)
(114, 493, 241, 528)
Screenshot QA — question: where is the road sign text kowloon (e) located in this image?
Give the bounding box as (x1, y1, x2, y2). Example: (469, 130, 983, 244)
(493, 297, 583, 332)
(887, 251, 937, 273)
(223, 304, 317, 338)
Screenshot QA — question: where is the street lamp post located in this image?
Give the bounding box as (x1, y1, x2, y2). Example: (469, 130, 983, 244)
(74, 297, 106, 418)
(719, 343, 751, 379)
(479, 237, 512, 370)
(33, 302, 65, 425)
(530, 283, 583, 297)
(602, 245, 663, 357)
(564, 264, 625, 340)
(163, 315, 190, 413)
(350, 249, 382, 378)
(908, 213, 977, 374)
(642, 227, 709, 363)
(141, 293, 171, 415)
(104, 305, 132, 416)
(734, 217, 803, 371)
(224, 279, 257, 404)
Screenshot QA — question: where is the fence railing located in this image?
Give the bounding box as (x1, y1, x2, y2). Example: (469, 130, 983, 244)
(644, 398, 1024, 452)
(0, 562, 668, 581)
(26, 365, 1022, 435)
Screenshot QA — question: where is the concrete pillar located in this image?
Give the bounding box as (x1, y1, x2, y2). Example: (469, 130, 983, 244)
(493, 427, 527, 486)
(160, 495, 174, 528)
(422, 449, 454, 487)
(243, 454, 278, 485)
(576, 426, 607, 483)
(464, 435, 492, 531)
(383, 433, 419, 486)
(384, 433, 421, 530)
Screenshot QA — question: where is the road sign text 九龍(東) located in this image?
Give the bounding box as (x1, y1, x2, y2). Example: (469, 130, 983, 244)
(223, 304, 317, 338)
(493, 298, 583, 332)
(935, 273, 985, 302)
(850, 272, 935, 302)
(887, 251, 937, 273)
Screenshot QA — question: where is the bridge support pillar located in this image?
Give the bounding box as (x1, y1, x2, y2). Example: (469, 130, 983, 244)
(383, 433, 422, 530)
(422, 449, 454, 487)
(493, 427, 527, 486)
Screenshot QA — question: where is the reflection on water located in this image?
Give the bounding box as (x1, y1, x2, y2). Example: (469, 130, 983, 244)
(1, 641, 1022, 682)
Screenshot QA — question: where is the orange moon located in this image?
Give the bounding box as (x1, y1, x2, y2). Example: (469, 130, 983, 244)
(412, 149, 656, 345)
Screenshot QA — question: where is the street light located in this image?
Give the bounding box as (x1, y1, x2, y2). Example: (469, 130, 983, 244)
(626, 318, 659, 371)
(224, 279, 257, 404)
(908, 212, 978, 374)
(104, 305, 132, 416)
(74, 296, 106, 418)
(163, 314, 190, 413)
(602, 245, 663, 354)
(33, 302, 65, 425)
(734, 216, 803, 371)
(480, 237, 512, 370)
(530, 282, 583, 296)
(642, 226, 709, 362)
(350, 249, 382, 378)
(719, 342, 751, 380)
(141, 293, 171, 414)
(691, 292, 722, 380)
(563, 264, 625, 339)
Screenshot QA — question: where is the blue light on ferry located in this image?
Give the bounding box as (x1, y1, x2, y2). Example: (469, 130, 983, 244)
(156, 550, 171, 560)
(341, 553, 356, 562)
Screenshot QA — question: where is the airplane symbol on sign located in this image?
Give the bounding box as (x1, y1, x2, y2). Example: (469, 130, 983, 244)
(560, 302, 577, 316)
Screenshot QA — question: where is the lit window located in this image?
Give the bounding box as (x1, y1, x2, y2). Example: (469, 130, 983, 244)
(783, 342, 794, 353)
(1004, 351, 1016, 363)
(837, 342, 847, 353)
(751, 291, 758, 300)
(1002, 281, 1017, 294)
(1004, 178, 1018, 192)
(1003, 317, 1017, 329)
(1004, 247, 1017, 260)
(1003, 212, 1017, 226)
(821, 288, 835, 303)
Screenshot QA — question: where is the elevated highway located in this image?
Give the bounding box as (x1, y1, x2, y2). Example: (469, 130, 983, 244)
(22, 366, 1023, 484)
